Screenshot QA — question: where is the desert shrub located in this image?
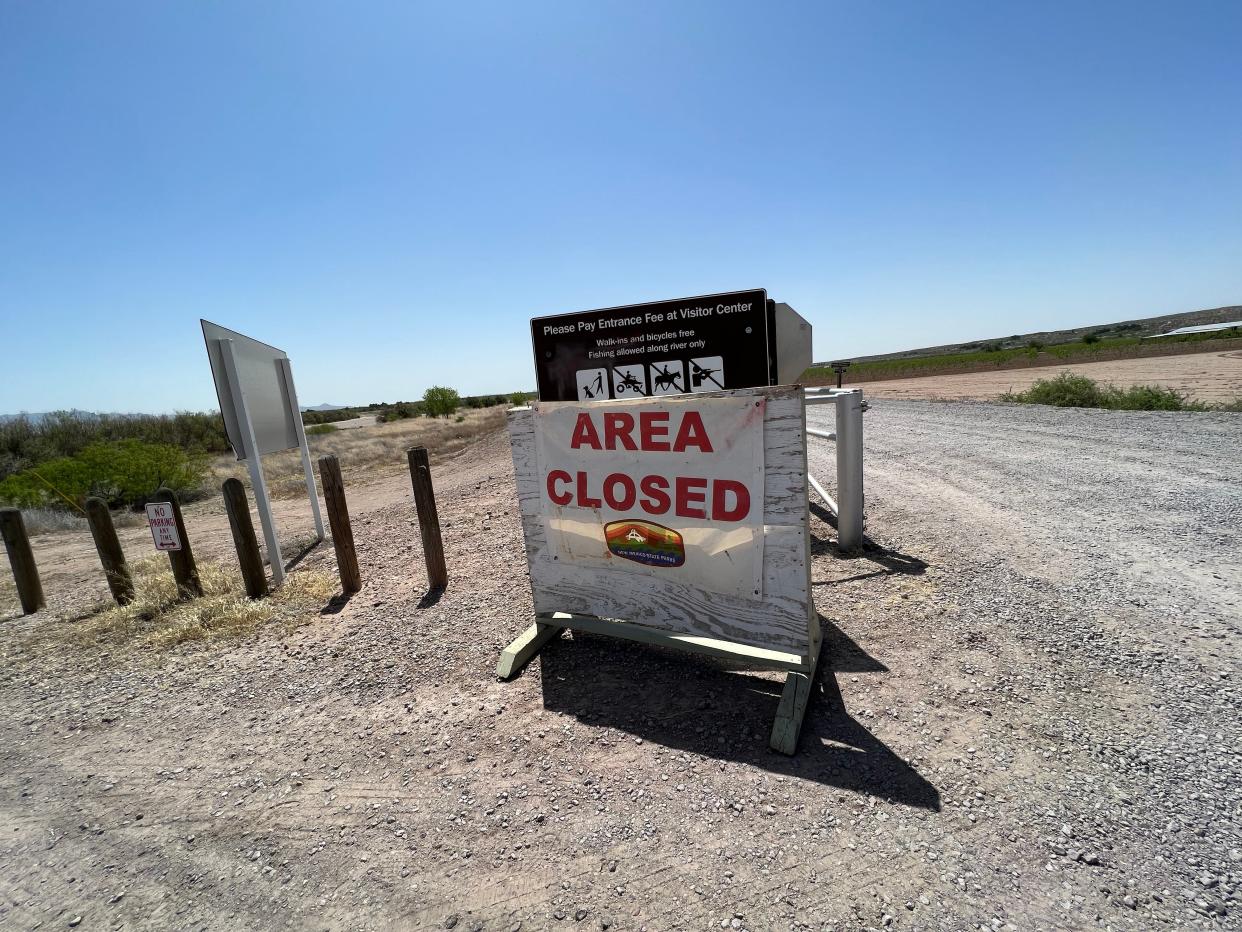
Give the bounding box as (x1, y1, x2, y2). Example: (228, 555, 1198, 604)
(1027, 340, 1045, 351)
(455, 414, 465, 423)
(307, 423, 337, 435)
(1082, 331, 1102, 345)
(423, 386, 461, 418)
(509, 391, 532, 407)
(0, 440, 207, 511)
(1002, 372, 1209, 411)
(1001, 372, 1108, 407)
(1106, 384, 1206, 411)
(376, 401, 422, 423)
(302, 408, 365, 425)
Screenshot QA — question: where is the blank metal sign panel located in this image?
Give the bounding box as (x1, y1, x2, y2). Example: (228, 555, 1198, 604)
(201, 319, 300, 460)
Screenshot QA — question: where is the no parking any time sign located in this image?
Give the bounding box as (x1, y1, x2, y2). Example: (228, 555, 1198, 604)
(145, 502, 182, 552)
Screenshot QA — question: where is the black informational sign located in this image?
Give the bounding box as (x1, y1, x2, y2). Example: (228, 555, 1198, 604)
(531, 289, 772, 402)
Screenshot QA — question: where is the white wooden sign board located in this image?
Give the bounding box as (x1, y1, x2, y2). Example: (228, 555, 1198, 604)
(145, 502, 182, 551)
(503, 385, 820, 753)
(509, 385, 815, 655)
(532, 394, 766, 600)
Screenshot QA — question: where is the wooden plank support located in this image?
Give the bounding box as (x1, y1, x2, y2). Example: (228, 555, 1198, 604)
(152, 488, 203, 599)
(407, 446, 448, 591)
(769, 637, 824, 755)
(318, 455, 361, 595)
(497, 622, 563, 680)
(535, 612, 811, 672)
(222, 478, 268, 599)
(84, 497, 134, 606)
(0, 507, 45, 615)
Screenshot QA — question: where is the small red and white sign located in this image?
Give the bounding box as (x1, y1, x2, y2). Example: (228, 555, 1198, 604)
(145, 502, 182, 551)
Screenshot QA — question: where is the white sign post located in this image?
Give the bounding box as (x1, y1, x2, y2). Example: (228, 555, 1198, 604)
(145, 501, 182, 551)
(201, 321, 325, 585)
(501, 385, 819, 754)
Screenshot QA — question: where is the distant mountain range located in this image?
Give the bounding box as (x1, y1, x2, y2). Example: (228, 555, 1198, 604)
(302, 403, 350, 412)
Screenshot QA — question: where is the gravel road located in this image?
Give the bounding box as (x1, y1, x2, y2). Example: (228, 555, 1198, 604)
(2, 401, 1239, 930)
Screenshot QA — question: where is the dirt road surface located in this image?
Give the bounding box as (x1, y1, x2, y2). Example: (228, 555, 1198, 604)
(2, 402, 1239, 930)
(844, 350, 1242, 403)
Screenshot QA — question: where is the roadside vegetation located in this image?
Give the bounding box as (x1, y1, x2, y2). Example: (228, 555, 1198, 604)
(1, 386, 526, 531)
(0, 440, 208, 510)
(804, 325, 1241, 384)
(999, 372, 1239, 411)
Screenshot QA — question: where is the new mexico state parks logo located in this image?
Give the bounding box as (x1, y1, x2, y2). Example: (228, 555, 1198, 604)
(604, 520, 686, 568)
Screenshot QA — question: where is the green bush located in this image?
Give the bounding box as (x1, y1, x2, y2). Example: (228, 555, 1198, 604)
(0, 411, 228, 482)
(1001, 372, 1108, 407)
(307, 423, 338, 436)
(1001, 372, 1209, 411)
(1106, 384, 1206, 411)
(376, 401, 422, 423)
(302, 407, 365, 425)
(0, 440, 208, 511)
(423, 386, 461, 418)
(509, 391, 533, 407)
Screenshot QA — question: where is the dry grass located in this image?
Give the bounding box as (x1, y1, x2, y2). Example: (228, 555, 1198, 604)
(20, 506, 145, 537)
(208, 405, 507, 498)
(69, 556, 336, 651)
(0, 571, 16, 613)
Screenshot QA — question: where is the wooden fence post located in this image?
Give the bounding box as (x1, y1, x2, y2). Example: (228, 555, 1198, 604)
(84, 498, 134, 606)
(0, 508, 45, 615)
(317, 455, 361, 594)
(222, 479, 268, 600)
(406, 447, 448, 591)
(152, 488, 203, 599)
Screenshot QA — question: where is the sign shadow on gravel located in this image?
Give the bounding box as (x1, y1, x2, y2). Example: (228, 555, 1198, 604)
(537, 633, 939, 811)
(809, 502, 929, 583)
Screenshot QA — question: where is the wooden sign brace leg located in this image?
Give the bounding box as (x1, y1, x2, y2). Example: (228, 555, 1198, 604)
(769, 635, 824, 755)
(496, 621, 563, 680)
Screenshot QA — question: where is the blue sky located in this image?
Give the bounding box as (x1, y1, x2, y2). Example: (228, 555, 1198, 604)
(2, 0, 1239, 413)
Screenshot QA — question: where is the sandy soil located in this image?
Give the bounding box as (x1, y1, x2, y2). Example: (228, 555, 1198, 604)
(1, 403, 1239, 930)
(843, 350, 1242, 402)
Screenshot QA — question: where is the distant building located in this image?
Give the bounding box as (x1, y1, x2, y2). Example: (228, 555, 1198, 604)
(1146, 321, 1242, 338)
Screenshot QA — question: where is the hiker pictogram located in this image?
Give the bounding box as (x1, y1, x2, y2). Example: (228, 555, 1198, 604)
(648, 360, 686, 395)
(575, 368, 609, 401)
(611, 364, 648, 396)
(689, 356, 725, 392)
